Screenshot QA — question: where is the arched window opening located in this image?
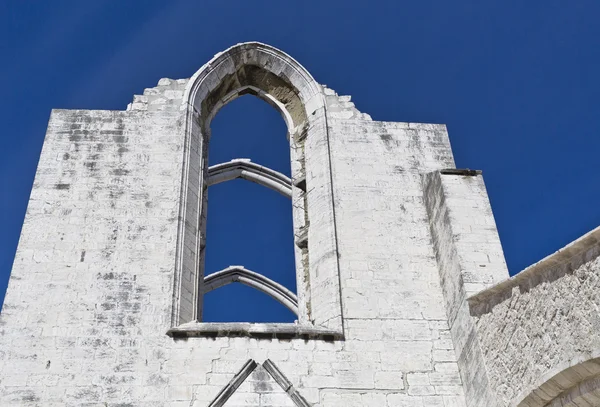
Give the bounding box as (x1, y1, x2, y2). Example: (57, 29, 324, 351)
(171, 43, 344, 338)
(202, 96, 296, 323)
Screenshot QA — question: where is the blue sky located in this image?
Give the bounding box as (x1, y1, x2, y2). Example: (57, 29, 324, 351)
(1, 1, 599, 322)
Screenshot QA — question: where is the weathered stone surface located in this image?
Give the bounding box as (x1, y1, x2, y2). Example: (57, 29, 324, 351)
(0, 41, 597, 407)
(470, 227, 600, 406)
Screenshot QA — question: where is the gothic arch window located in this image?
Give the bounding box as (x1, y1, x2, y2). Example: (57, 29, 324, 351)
(168, 43, 344, 339)
(202, 95, 296, 323)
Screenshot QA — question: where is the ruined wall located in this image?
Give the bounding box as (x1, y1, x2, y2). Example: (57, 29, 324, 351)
(0, 79, 187, 405)
(470, 227, 600, 406)
(325, 104, 468, 405)
(0, 42, 546, 406)
(0, 79, 470, 407)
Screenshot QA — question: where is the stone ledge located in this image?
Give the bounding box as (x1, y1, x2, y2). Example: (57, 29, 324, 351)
(167, 322, 344, 341)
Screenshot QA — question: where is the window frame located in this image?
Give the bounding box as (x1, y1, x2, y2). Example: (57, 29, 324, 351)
(169, 43, 344, 340)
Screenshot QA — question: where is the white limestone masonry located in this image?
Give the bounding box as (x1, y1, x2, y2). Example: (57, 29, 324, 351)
(0, 42, 598, 407)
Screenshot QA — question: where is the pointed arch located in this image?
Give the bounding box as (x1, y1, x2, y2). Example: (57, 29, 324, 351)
(517, 357, 600, 407)
(207, 159, 292, 198)
(204, 266, 298, 315)
(172, 42, 343, 338)
(183, 42, 325, 133)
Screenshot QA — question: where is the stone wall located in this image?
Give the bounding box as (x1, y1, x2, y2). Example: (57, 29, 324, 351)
(0, 104, 185, 405)
(470, 227, 600, 406)
(5, 42, 597, 407)
(327, 118, 466, 406)
(0, 66, 468, 405)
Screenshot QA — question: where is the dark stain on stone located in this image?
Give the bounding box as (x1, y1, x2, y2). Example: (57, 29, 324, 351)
(62, 169, 77, 177)
(394, 166, 404, 173)
(109, 189, 125, 200)
(69, 135, 83, 142)
(80, 250, 86, 262)
(119, 281, 133, 291)
(46, 360, 51, 369)
(94, 313, 108, 324)
(104, 386, 120, 399)
(101, 302, 115, 311)
(126, 316, 139, 325)
(145, 201, 152, 208)
(101, 130, 124, 135)
(21, 391, 40, 402)
(118, 147, 128, 156)
(101, 375, 136, 385)
(73, 387, 99, 401)
(84, 162, 97, 171)
(380, 133, 394, 149)
(113, 135, 128, 143)
(80, 338, 111, 348)
(112, 169, 129, 176)
(95, 143, 105, 152)
(63, 153, 70, 160)
(111, 317, 125, 329)
(55, 183, 70, 190)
